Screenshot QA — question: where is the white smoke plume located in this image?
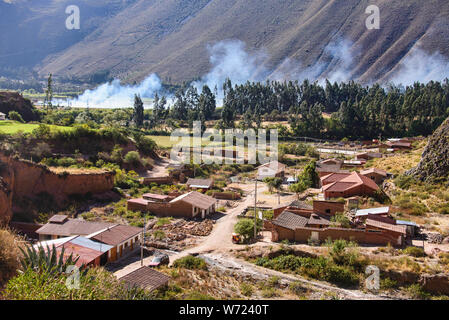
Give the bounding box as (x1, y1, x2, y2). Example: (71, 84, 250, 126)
(388, 48, 449, 86)
(64, 39, 448, 108)
(63, 73, 162, 108)
(194, 40, 269, 93)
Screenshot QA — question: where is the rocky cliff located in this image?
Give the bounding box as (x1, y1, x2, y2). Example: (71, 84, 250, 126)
(407, 117, 449, 183)
(0, 153, 115, 223)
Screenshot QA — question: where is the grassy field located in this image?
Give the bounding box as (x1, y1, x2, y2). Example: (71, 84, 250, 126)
(0, 121, 72, 135)
(148, 135, 235, 149)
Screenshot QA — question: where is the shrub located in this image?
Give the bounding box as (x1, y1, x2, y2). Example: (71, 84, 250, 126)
(261, 288, 278, 298)
(331, 213, 352, 228)
(124, 151, 142, 166)
(8, 111, 24, 123)
(438, 203, 449, 215)
(289, 281, 306, 296)
(173, 256, 207, 270)
(153, 230, 166, 240)
(239, 282, 254, 297)
(394, 175, 418, 190)
(406, 284, 431, 300)
(324, 264, 359, 287)
(402, 246, 426, 257)
(0, 229, 22, 285)
(4, 267, 151, 300)
(156, 217, 172, 226)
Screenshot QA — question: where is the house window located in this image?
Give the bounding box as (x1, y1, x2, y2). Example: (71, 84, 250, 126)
(325, 209, 331, 214)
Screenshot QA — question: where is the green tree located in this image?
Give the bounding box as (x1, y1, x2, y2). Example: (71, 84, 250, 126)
(234, 218, 261, 242)
(44, 74, 53, 114)
(133, 94, 144, 127)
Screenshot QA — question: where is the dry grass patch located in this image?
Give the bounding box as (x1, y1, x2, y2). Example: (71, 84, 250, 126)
(0, 229, 23, 286)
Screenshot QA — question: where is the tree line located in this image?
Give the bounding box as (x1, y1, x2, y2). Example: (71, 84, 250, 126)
(156, 78, 449, 139)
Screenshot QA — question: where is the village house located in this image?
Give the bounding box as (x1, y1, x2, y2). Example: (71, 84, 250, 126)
(316, 159, 349, 178)
(119, 266, 170, 292)
(356, 152, 382, 161)
(386, 140, 412, 150)
(270, 208, 409, 247)
(142, 193, 174, 202)
(34, 236, 114, 267)
(0, 112, 6, 121)
(312, 200, 345, 217)
(127, 191, 216, 219)
(321, 171, 380, 199)
(35, 215, 143, 263)
(88, 225, 143, 262)
(342, 159, 366, 168)
(360, 168, 389, 185)
(365, 219, 407, 247)
(186, 178, 214, 191)
(257, 160, 286, 180)
(35, 215, 115, 241)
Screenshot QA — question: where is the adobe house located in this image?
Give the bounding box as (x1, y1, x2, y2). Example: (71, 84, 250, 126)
(88, 225, 143, 262)
(312, 200, 345, 216)
(142, 193, 173, 202)
(128, 191, 216, 219)
(321, 172, 379, 199)
(355, 207, 390, 222)
(34, 236, 113, 267)
(142, 176, 173, 185)
(271, 212, 409, 247)
(119, 266, 170, 292)
(356, 152, 382, 161)
(316, 159, 348, 178)
(365, 219, 407, 247)
(386, 141, 412, 150)
(257, 160, 286, 180)
(36, 215, 115, 241)
(186, 178, 214, 191)
(360, 168, 388, 185)
(273, 200, 313, 219)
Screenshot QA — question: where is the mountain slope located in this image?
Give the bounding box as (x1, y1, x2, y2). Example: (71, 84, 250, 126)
(2, 0, 449, 84)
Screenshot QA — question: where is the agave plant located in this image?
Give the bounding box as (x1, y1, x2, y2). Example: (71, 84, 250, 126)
(19, 244, 85, 275)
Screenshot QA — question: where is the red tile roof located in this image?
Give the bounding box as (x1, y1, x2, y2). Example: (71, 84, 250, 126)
(322, 172, 380, 193)
(321, 172, 352, 185)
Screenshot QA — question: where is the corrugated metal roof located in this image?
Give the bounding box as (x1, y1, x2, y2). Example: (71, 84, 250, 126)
(70, 236, 113, 253)
(355, 207, 390, 216)
(396, 220, 418, 227)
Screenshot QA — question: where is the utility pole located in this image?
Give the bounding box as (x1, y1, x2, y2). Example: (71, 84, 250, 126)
(141, 215, 146, 266)
(254, 178, 258, 240)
